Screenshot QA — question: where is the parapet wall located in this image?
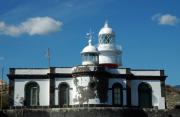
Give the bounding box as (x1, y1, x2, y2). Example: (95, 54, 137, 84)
(1, 108, 180, 117)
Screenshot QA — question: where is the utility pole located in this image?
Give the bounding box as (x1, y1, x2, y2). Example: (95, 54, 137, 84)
(47, 48, 51, 68)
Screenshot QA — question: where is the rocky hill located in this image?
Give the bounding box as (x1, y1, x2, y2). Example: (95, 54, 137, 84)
(166, 85, 180, 109)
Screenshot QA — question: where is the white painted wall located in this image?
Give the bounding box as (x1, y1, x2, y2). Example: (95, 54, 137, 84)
(15, 69, 49, 75)
(14, 79, 50, 106)
(55, 68, 72, 74)
(71, 76, 105, 105)
(12, 68, 165, 109)
(72, 76, 96, 105)
(131, 80, 165, 109)
(109, 68, 127, 74)
(131, 71, 161, 76)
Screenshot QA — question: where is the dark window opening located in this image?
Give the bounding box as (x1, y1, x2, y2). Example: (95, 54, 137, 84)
(24, 81, 39, 106)
(112, 83, 123, 106)
(138, 82, 152, 108)
(59, 83, 69, 107)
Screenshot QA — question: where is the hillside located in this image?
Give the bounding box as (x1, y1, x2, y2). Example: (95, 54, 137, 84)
(166, 85, 180, 109)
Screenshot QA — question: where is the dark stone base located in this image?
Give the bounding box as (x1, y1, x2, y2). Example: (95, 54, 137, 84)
(0, 107, 180, 117)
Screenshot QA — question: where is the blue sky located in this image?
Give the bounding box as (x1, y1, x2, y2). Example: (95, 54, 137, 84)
(0, 0, 180, 85)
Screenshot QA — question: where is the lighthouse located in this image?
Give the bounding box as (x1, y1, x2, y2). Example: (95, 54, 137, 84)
(98, 21, 122, 68)
(8, 22, 166, 110)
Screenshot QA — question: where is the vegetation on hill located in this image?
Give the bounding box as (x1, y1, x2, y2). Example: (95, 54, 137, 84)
(0, 81, 9, 109)
(166, 85, 180, 109)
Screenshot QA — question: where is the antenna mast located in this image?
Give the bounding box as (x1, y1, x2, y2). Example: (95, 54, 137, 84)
(47, 48, 51, 67)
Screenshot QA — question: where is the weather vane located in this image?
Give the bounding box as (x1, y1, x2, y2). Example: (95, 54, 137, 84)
(86, 29, 94, 45)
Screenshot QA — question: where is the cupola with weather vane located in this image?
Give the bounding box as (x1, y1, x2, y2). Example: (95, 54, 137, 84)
(81, 31, 99, 65)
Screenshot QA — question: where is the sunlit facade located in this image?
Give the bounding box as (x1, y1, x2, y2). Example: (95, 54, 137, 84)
(8, 22, 166, 109)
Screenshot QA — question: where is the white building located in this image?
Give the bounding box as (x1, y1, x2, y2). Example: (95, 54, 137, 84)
(8, 22, 166, 109)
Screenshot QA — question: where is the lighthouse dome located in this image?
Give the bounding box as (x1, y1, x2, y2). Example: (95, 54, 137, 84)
(81, 40, 98, 54)
(98, 21, 114, 35)
(81, 33, 99, 65)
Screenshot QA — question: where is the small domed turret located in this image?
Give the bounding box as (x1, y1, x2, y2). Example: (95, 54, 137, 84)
(81, 32, 99, 65)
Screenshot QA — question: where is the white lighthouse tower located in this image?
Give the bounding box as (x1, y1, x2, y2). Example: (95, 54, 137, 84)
(98, 21, 122, 68)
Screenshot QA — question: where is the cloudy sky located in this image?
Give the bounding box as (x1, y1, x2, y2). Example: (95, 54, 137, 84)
(0, 0, 180, 85)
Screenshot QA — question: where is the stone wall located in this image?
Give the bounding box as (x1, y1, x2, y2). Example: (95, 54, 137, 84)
(0, 108, 180, 117)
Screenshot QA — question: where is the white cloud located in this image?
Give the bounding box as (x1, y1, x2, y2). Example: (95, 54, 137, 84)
(0, 17, 62, 36)
(152, 13, 179, 26)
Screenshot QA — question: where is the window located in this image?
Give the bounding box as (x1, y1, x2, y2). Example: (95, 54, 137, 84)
(59, 83, 69, 107)
(138, 82, 152, 108)
(82, 53, 98, 63)
(99, 34, 114, 44)
(112, 83, 123, 106)
(24, 81, 39, 106)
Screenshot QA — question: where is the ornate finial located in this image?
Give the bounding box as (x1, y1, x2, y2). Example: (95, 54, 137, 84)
(104, 20, 109, 28)
(86, 29, 93, 46)
(88, 39, 92, 45)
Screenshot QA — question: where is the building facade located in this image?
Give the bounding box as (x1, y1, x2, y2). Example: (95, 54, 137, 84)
(8, 22, 166, 109)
